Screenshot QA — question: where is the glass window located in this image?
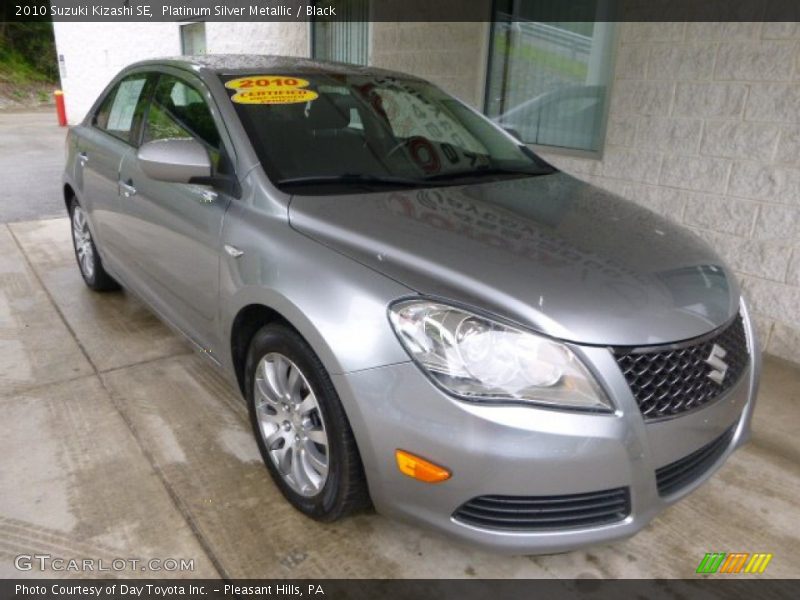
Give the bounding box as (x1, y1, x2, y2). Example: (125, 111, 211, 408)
(222, 73, 554, 195)
(143, 75, 224, 171)
(376, 87, 485, 154)
(181, 22, 206, 55)
(94, 74, 151, 144)
(311, 1, 369, 65)
(485, 4, 615, 154)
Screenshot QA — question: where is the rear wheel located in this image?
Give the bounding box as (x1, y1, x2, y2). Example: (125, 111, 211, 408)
(69, 198, 119, 291)
(245, 324, 370, 520)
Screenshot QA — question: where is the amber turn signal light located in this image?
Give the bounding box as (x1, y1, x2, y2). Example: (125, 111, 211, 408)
(395, 450, 451, 483)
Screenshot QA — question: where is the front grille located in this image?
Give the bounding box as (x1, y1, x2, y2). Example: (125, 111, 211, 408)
(655, 426, 735, 496)
(614, 315, 748, 420)
(452, 487, 630, 531)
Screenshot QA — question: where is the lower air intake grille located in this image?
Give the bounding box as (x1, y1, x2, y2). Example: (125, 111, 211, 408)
(453, 487, 630, 531)
(655, 426, 735, 497)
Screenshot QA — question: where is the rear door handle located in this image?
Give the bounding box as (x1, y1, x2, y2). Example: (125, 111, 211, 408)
(119, 181, 137, 197)
(78, 152, 89, 166)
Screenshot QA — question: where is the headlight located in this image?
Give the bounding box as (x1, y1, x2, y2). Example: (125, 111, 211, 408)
(388, 300, 612, 412)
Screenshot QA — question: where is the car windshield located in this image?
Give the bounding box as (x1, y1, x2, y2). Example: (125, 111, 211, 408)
(220, 72, 555, 193)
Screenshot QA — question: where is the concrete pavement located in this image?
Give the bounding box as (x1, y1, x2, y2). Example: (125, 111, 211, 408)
(0, 215, 798, 578)
(0, 108, 68, 223)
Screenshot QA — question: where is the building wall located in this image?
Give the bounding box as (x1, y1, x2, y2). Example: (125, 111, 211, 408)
(52, 22, 181, 123)
(369, 22, 489, 108)
(205, 22, 308, 57)
(52, 22, 309, 123)
(540, 22, 800, 362)
(52, 20, 485, 119)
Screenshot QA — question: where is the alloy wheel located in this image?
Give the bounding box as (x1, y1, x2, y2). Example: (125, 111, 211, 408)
(253, 352, 330, 496)
(71, 205, 95, 280)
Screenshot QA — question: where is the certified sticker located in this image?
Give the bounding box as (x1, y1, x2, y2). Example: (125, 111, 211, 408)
(225, 75, 317, 104)
(231, 88, 319, 104)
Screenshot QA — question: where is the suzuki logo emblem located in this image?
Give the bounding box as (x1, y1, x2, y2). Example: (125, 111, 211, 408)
(705, 344, 729, 385)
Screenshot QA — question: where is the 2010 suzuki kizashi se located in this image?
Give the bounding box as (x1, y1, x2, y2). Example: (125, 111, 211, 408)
(63, 55, 759, 554)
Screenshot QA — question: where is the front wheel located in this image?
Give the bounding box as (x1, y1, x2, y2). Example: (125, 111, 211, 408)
(69, 199, 119, 291)
(245, 324, 370, 521)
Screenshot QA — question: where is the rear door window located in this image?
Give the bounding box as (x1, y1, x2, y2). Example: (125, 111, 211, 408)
(94, 74, 152, 144)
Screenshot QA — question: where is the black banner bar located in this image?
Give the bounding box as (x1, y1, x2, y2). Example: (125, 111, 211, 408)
(2, 579, 799, 600)
(4, 0, 800, 23)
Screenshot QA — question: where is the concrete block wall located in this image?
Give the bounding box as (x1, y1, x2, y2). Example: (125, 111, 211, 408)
(369, 22, 488, 108)
(541, 22, 800, 362)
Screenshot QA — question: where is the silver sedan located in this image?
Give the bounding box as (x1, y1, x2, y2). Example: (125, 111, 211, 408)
(62, 55, 759, 554)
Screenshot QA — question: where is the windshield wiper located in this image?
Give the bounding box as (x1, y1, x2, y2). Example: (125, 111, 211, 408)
(424, 166, 554, 182)
(276, 174, 427, 187)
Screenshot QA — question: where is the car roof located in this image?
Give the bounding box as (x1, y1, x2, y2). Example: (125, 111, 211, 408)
(128, 54, 425, 81)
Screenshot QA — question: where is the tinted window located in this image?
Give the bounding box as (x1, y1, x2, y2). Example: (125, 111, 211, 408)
(222, 74, 554, 194)
(94, 74, 152, 144)
(143, 74, 224, 171)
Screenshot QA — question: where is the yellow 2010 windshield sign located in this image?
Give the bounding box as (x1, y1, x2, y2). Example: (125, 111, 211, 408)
(225, 76, 318, 105)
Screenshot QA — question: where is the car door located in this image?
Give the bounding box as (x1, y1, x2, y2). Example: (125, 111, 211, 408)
(76, 72, 154, 271)
(117, 70, 234, 356)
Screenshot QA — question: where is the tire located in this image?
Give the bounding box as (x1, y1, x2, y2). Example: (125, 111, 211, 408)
(245, 323, 370, 521)
(69, 198, 119, 292)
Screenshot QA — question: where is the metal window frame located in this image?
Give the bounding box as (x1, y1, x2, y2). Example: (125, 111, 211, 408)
(309, 2, 371, 65)
(180, 21, 206, 56)
(481, 0, 617, 161)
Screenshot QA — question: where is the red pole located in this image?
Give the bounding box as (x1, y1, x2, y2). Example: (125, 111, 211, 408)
(54, 90, 67, 126)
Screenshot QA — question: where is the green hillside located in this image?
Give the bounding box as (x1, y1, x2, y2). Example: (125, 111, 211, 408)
(0, 22, 58, 108)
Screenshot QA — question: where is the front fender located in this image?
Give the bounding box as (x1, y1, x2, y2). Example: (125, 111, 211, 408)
(219, 198, 413, 378)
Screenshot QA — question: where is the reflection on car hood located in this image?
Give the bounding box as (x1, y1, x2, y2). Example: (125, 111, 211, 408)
(288, 172, 739, 346)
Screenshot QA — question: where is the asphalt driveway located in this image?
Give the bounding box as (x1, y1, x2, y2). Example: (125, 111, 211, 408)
(1, 111, 798, 579)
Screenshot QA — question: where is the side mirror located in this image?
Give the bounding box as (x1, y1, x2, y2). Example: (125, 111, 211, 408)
(137, 138, 212, 184)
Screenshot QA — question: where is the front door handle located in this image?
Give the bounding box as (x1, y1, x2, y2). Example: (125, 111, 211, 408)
(78, 152, 89, 166)
(224, 244, 244, 258)
(200, 189, 218, 204)
(119, 181, 137, 197)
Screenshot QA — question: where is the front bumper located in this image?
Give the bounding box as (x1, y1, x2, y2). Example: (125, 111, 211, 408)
(332, 315, 760, 555)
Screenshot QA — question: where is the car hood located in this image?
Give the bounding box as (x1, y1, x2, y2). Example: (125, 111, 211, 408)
(288, 172, 739, 346)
